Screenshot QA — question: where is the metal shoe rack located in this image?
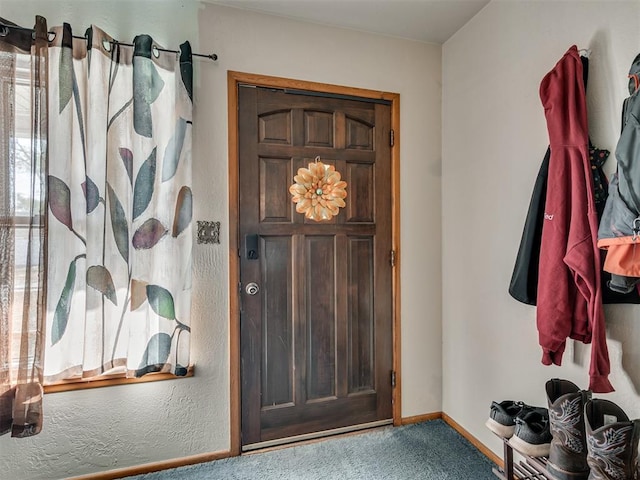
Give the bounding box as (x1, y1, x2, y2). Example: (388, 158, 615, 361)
(492, 436, 557, 480)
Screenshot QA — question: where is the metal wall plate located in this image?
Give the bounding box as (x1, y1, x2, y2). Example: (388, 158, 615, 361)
(197, 220, 221, 244)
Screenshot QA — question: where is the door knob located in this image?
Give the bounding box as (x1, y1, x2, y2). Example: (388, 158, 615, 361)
(245, 282, 260, 295)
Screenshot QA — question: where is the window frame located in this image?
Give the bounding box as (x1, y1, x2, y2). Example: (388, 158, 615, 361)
(43, 365, 195, 393)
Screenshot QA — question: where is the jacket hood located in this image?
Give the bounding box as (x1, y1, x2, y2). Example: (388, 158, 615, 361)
(628, 52, 640, 95)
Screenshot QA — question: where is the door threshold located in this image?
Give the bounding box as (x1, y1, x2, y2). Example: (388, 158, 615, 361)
(242, 419, 393, 452)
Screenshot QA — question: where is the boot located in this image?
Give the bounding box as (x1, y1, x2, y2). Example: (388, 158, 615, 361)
(585, 398, 640, 480)
(546, 379, 592, 480)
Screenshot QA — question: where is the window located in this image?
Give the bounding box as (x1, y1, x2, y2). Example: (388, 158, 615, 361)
(2, 25, 195, 397)
(1, 54, 43, 378)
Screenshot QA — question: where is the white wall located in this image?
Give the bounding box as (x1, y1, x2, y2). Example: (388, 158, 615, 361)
(0, 2, 443, 478)
(442, 0, 640, 459)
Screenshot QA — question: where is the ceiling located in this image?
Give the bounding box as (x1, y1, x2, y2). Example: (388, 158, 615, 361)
(208, 0, 491, 44)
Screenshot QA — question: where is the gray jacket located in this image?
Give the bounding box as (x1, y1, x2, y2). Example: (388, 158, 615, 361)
(597, 53, 640, 292)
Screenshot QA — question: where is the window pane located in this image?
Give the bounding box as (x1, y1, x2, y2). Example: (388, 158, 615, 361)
(14, 63, 41, 217)
(9, 227, 41, 371)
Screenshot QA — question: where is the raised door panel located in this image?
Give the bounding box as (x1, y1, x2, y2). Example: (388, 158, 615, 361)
(259, 110, 292, 145)
(347, 236, 374, 395)
(345, 115, 374, 151)
(260, 156, 293, 223)
(261, 236, 293, 409)
(305, 235, 337, 402)
(304, 110, 334, 148)
(346, 162, 374, 223)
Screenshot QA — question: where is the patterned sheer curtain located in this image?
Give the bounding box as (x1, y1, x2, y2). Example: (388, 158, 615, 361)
(45, 24, 193, 382)
(0, 16, 48, 437)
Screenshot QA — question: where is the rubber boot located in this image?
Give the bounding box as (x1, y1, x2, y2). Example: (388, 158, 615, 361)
(546, 379, 592, 480)
(585, 398, 640, 480)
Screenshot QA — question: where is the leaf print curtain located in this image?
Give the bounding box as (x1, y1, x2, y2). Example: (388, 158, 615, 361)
(0, 16, 48, 437)
(45, 24, 193, 381)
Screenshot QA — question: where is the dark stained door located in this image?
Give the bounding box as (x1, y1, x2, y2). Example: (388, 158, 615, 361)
(239, 85, 393, 447)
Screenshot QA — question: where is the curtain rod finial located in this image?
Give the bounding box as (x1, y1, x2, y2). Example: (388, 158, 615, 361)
(192, 52, 217, 61)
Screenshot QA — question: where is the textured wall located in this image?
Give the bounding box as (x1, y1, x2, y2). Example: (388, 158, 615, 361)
(0, 2, 229, 479)
(0, 2, 443, 478)
(442, 0, 640, 459)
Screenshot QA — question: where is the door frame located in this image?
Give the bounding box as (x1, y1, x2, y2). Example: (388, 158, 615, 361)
(227, 71, 401, 455)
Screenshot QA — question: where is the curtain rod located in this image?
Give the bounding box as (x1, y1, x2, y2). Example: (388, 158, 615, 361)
(111, 40, 218, 61)
(0, 22, 218, 61)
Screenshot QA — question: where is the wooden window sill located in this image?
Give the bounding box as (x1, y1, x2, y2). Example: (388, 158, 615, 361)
(43, 365, 195, 394)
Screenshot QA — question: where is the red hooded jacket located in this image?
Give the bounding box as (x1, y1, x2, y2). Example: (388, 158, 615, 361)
(537, 46, 613, 393)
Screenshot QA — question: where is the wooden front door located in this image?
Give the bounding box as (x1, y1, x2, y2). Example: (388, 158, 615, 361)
(238, 84, 394, 448)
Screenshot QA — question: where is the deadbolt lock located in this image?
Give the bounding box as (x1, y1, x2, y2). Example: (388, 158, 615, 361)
(245, 282, 260, 295)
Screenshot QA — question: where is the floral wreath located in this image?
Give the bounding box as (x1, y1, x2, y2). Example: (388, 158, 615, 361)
(289, 156, 348, 221)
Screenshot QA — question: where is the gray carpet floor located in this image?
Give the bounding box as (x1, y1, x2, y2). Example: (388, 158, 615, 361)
(126, 420, 497, 480)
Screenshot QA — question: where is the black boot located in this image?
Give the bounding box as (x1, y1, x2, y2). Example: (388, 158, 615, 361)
(546, 379, 591, 480)
(585, 398, 640, 480)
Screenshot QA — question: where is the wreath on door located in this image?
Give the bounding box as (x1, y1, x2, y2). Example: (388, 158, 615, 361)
(289, 156, 348, 221)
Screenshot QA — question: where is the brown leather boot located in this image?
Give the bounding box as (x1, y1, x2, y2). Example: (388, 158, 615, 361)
(585, 398, 640, 480)
(546, 379, 591, 480)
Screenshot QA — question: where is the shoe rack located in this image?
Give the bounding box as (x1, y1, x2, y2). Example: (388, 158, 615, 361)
(492, 435, 557, 480)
